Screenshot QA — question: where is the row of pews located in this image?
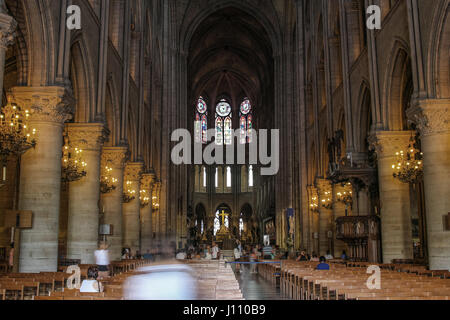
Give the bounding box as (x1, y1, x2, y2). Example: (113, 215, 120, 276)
(1, 259, 244, 300)
(258, 260, 450, 300)
(0, 259, 151, 300)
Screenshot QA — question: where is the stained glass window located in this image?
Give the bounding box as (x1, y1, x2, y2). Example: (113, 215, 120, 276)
(202, 167, 207, 187)
(215, 99, 232, 145)
(226, 166, 232, 187)
(249, 165, 254, 187)
(195, 97, 208, 144)
(215, 167, 218, 188)
(239, 98, 253, 144)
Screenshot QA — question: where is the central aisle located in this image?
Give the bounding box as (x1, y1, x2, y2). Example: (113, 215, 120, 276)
(234, 264, 286, 300)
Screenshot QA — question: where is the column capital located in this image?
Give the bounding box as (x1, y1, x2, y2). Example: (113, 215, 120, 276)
(124, 162, 144, 182)
(0, 12, 16, 49)
(407, 99, 450, 136)
(141, 172, 156, 190)
(66, 123, 108, 151)
(101, 146, 129, 169)
(10, 86, 75, 124)
(368, 130, 414, 158)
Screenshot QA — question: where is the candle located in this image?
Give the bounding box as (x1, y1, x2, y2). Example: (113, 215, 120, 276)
(2, 166, 6, 181)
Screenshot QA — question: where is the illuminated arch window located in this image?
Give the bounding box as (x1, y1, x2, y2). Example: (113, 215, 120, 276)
(240, 98, 253, 144)
(215, 99, 232, 145)
(202, 167, 207, 188)
(195, 97, 208, 144)
(226, 166, 232, 188)
(248, 165, 254, 187)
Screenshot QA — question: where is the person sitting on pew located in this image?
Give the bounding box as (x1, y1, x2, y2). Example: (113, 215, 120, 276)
(310, 253, 319, 262)
(325, 250, 334, 260)
(296, 250, 309, 262)
(80, 267, 104, 293)
(316, 256, 330, 270)
(341, 250, 348, 260)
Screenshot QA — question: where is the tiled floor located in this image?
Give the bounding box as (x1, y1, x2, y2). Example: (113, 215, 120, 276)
(234, 265, 286, 300)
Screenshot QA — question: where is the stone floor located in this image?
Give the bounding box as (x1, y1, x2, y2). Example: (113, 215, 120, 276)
(234, 264, 286, 300)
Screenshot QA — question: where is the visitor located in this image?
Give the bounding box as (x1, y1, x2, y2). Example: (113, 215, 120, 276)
(341, 250, 348, 260)
(316, 256, 330, 270)
(8, 242, 14, 273)
(176, 250, 187, 260)
(80, 267, 103, 293)
(262, 243, 273, 260)
(211, 242, 220, 260)
(143, 249, 153, 260)
(136, 250, 142, 259)
(310, 253, 319, 262)
(250, 247, 258, 274)
(325, 250, 334, 260)
(296, 250, 309, 262)
(204, 246, 212, 260)
(94, 242, 110, 279)
(121, 248, 129, 260)
(234, 245, 241, 273)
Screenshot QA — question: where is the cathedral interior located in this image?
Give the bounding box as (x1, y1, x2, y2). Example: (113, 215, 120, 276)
(0, 0, 449, 302)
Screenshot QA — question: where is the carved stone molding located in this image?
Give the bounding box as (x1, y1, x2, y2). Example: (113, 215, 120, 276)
(0, 12, 16, 49)
(10, 86, 75, 124)
(124, 162, 144, 182)
(141, 173, 156, 190)
(368, 131, 414, 158)
(101, 146, 129, 169)
(407, 99, 450, 137)
(67, 123, 109, 151)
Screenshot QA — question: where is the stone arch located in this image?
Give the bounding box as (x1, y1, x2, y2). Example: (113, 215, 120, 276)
(428, 1, 450, 98)
(356, 81, 372, 152)
(105, 77, 121, 147)
(383, 39, 411, 130)
(70, 36, 96, 123)
(180, 0, 281, 56)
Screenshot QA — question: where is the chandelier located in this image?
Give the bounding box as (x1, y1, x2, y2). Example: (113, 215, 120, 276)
(100, 165, 118, 194)
(0, 100, 37, 163)
(123, 181, 136, 203)
(152, 195, 159, 210)
(61, 134, 87, 183)
(140, 189, 150, 208)
(321, 191, 333, 210)
(336, 182, 353, 207)
(392, 136, 423, 184)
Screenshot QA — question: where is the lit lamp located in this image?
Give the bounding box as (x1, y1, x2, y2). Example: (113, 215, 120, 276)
(0, 100, 37, 183)
(140, 189, 150, 208)
(336, 182, 353, 207)
(321, 191, 333, 210)
(310, 196, 319, 213)
(61, 134, 87, 183)
(123, 181, 136, 203)
(392, 137, 423, 184)
(100, 165, 118, 194)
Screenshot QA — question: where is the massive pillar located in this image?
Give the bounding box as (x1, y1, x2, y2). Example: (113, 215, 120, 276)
(100, 147, 128, 261)
(12, 86, 74, 272)
(316, 179, 333, 256)
(140, 172, 155, 253)
(370, 131, 414, 263)
(66, 123, 107, 264)
(333, 183, 349, 257)
(122, 162, 144, 253)
(409, 100, 450, 270)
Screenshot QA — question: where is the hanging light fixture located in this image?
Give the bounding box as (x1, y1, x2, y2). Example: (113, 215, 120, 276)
(100, 165, 118, 194)
(140, 189, 150, 208)
(0, 100, 37, 178)
(336, 182, 353, 207)
(392, 136, 423, 184)
(123, 180, 136, 203)
(61, 134, 87, 183)
(321, 191, 333, 210)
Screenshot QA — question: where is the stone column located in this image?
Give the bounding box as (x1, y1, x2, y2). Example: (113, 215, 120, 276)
(122, 162, 143, 253)
(100, 147, 128, 261)
(409, 99, 450, 270)
(370, 131, 414, 263)
(66, 123, 107, 264)
(12, 86, 74, 272)
(140, 172, 155, 253)
(333, 183, 348, 257)
(0, 11, 16, 95)
(316, 179, 333, 256)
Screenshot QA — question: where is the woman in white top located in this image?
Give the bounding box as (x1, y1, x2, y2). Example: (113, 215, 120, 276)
(80, 267, 103, 293)
(234, 247, 241, 273)
(95, 243, 110, 279)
